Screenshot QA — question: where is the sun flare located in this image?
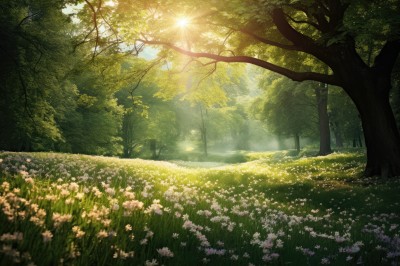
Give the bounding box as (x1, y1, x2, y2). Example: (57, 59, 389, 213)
(176, 17, 190, 28)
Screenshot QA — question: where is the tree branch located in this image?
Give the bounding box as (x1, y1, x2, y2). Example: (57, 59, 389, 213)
(272, 8, 318, 52)
(326, 1, 349, 30)
(315, 0, 330, 15)
(15, 31, 45, 71)
(95, 40, 123, 56)
(286, 14, 320, 31)
(73, 27, 95, 52)
(84, 0, 100, 59)
(98, 7, 119, 41)
(128, 56, 166, 96)
(195, 62, 217, 89)
(17, 67, 36, 127)
(16, 12, 41, 28)
(138, 39, 340, 86)
(272, 8, 337, 67)
(208, 22, 299, 51)
(311, 11, 330, 32)
(373, 39, 400, 74)
(238, 28, 300, 51)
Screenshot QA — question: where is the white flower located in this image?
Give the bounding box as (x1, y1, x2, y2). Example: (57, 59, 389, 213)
(97, 230, 108, 239)
(122, 200, 144, 211)
(125, 224, 132, 231)
(105, 187, 116, 196)
(111, 203, 119, 211)
(68, 182, 79, 192)
(42, 230, 53, 243)
(25, 177, 34, 184)
(72, 226, 85, 238)
(145, 199, 163, 215)
(145, 259, 159, 266)
(52, 213, 72, 228)
(157, 247, 174, 257)
(321, 258, 330, 264)
(276, 239, 284, 248)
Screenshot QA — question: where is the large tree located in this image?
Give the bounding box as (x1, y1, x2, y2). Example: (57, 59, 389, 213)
(0, 0, 76, 151)
(78, 0, 400, 177)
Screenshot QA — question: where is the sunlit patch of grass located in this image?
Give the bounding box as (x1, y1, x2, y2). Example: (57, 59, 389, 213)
(0, 151, 400, 265)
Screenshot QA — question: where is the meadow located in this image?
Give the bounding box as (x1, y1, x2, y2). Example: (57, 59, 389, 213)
(0, 151, 399, 265)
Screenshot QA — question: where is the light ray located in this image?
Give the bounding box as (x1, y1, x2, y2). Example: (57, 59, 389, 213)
(176, 17, 190, 28)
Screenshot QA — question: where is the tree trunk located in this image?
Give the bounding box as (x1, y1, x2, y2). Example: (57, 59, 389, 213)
(201, 127, 208, 157)
(294, 133, 300, 153)
(352, 129, 362, 147)
(122, 113, 134, 158)
(150, 139, 157, 159)
(328, 39, 400, 178)
(18, 135, 32, 152)
(199, 105, 208, 157)
(157, 144, 166, 159)
(236, 121, 250, 150)
(349, 85, 400, 178)
(358, 135, 363, 148)
(392, 80, 400, 131)
(278, 135, 285, 150)
(315, 83, 332, 155)
(331, 121, 344, 148)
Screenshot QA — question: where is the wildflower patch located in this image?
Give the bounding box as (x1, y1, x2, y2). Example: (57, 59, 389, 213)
(0, 151, 399, 265)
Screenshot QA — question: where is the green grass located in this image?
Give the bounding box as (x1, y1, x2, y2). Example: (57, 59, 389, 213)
(0, 151, 399, 265)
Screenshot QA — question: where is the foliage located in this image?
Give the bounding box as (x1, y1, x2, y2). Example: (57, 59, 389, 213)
(328, 87, 363, 147)
(0, 0, 76, 151)
(253, 75, 317, 147)
(59, 58, 126, 155)
(116, 73, 180, 159)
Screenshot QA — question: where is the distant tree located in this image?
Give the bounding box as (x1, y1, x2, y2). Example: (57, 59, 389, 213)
(329, 87, 363, 148)
(315, 82, 332, 155)
(60, 58, 124, 155)
(146, 107, 179, 160)
(198, 104, 208, 156)
(254, 76, 317, 153)
(118, 93, 148, 158)
(116, 67, 180, 159)
(155, 59, 246, 157)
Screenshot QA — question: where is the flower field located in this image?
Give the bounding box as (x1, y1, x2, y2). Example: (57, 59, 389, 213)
(0, 151, 399, 265)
